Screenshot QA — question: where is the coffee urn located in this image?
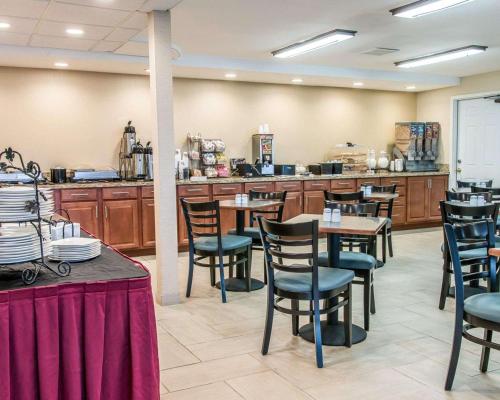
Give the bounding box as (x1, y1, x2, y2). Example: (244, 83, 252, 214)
(145, 141, 153, 180)
(131, 142, 146, 179)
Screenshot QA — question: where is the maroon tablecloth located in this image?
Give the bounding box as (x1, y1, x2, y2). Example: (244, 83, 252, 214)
(0, 249, 160, 400)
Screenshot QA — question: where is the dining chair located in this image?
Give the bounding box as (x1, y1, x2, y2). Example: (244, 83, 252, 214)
(446, 191, 493, 202)
(471, 186, 500, 202)
(319, 201, 380, 331)
(258, 216, 354, 368)
(364, 184, 397, 264)
(181, 198, 253, 303)
(228, 190, 287, 283)
(324, 190, 364, 203)
(443, 220, 499, 390)
(458, 180, 493, 189)
(438, 201, 499, 310)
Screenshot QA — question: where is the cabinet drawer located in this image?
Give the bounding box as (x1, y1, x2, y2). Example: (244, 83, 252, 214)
(245, 181, 275, 193)
(381, 177, 407, 188)
(178, 184, 210, 197)
(393, 195, 407, 207)
(391, 206, 407, 226)
(212, 183, 242, 195)
(275, 181, 302, 192)
(102, 187, 137, 200)
(304, 180, 330, 191)
(356, 178, 380, 189)
(330, 179, 356, 190)
(61, 188, 98, 202)
(142, 186, 154, 199)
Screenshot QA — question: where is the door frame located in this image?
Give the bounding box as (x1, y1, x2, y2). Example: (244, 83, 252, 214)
(450, 91, 500, 188)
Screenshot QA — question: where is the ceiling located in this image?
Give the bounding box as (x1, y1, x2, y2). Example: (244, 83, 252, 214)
(0, 0, 498, 91)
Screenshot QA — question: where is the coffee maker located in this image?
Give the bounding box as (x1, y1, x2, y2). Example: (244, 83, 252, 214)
(119, 121, 153, 180)
(252, 134, 274, 176)
(119, 121, 136, 180)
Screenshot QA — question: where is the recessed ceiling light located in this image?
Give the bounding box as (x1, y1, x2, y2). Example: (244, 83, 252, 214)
(0, 22, 11, 29)
(66, 28, 84, 36)
(225, 73, 237, 79)
(291, 78, 303, 84)
(406, 85, 417, 90)
(272, 29, 357, 58)
(395, 45, 487, 68)
(391, 0, 475, 18)
(353, 82, 364, 87)
(54, 62, 68, 68)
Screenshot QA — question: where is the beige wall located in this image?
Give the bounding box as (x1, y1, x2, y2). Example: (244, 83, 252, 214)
(0, 67, 417, 171)
(417, 70, 500, 163)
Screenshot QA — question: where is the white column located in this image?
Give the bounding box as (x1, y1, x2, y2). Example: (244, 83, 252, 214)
(148, 10, 179, 305)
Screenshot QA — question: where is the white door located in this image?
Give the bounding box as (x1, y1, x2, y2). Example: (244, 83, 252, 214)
(457, 98, 500, 186)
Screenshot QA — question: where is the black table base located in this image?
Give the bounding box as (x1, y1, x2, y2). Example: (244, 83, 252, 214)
(216, 277, 265, 292)
(298, 320, 367, 346)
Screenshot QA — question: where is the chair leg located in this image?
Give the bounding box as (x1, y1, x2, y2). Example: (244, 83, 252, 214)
(363, 271, 371, 331)
(388, 230, 393, 258)
(370, 277, 376, 315)
(209, 256, 216, 287)
(245, 246, 252, 292)
(309, 301, 313, 323)
(344, 284, 352, 348)
(381, 231, 387, 264)
(261, 281, 275, 355)
(291, 299, 299, 336)
(229, 255, 234, 278)
(186, 250, 195, 298)
(263, 257, 267, 285)
(218, 254, 227, 303)
(313, 298, 323, 368)
(445, 318, 463, 390)
(439, 267, 450, 310)
(480, 329, 493, 373)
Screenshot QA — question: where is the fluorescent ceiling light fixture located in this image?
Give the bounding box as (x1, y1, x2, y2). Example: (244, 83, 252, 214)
(54, 62, 68, 68)
(0, 22, 10, 29)
(66, 28, 84, 35)
(391, 0, 475, 18)
(225, 73, 237, 78)
(272, 29, 357, 58)
(395, 45, 487, 68)
(291, 78, 303, 83)
(406, 85, 417, 90)
(353, 82, 364, 87)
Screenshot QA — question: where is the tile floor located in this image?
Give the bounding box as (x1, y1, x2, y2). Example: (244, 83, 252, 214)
(137, 228, 500, 400)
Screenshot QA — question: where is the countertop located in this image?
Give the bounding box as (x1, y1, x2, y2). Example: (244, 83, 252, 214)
(33, 167, 449, 189)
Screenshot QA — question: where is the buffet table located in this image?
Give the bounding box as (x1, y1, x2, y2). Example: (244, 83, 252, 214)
(0, 243, 160, 400)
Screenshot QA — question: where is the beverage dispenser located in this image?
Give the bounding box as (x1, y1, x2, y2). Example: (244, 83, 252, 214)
(252, 134, 274, 176)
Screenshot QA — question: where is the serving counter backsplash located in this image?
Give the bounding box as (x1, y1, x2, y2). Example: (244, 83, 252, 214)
(1, 67, 417, 171)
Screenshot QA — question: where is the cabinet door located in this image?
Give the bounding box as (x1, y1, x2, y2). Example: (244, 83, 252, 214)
(213, 194, 238, 234)
(61, 201, 100, 238)
(103, 200, 140, 250)
(303, 191, 325, 214)
(406, 177, 428, 222)
(141, 198, 155, 248)
(429, 175, 448, 220)
(177, 196, 211, 246)
(282, 191, 303, 221)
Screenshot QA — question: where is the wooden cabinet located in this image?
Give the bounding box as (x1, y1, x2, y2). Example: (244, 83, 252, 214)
(356, 178, 380, 189)
(213, 194, 238, 234)
(303, 191, 325, 214)
(60, 200, 101, 238)
(177, 194, 211, 246)
(282, 191, 303, 221)
(141, 198, 155, 248)
(244, 182, 274, 193)
(407, 176, 447, 223)
(103, 199, 140, 250)
(331, 179, 356, 192)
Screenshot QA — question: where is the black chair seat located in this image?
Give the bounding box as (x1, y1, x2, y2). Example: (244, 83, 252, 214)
(274, 267, 354, 293)
(194, 235, 252, 252)
(464, 293, 500, 324)
(228, 227, 260, 240)
(318, 251, 377, 270)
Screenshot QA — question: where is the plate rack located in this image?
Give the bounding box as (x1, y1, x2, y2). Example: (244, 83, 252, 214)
(0, 147, 71, 284)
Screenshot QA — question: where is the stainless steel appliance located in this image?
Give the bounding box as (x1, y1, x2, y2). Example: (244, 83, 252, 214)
(145, 141, 153, 180)
(71, 169, 120, 182)
(119, 121, 137, 180)
(252, 134, 274, 176)
(131, 143, 146, 179)
(0, 171, 43, 183)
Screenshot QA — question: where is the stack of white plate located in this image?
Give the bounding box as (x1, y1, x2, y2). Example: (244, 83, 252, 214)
(0, 224, 51, 264)
(49, 237, 101, 262)
(0, 187, 54, 222)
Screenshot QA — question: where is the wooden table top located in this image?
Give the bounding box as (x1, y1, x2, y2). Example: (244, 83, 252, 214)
(364, 193, 399, 201)
(489, 248, 500, 257)
(286, 214, 388, 235)
(218, 199, 284, 211)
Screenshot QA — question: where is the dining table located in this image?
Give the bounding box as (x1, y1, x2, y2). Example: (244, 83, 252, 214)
(218, 199, 284, 292)
(363, 192, 399, 201)
(285, 213, 388, 346)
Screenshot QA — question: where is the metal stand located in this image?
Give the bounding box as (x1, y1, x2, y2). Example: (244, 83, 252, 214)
(0, 147, 71, 284)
